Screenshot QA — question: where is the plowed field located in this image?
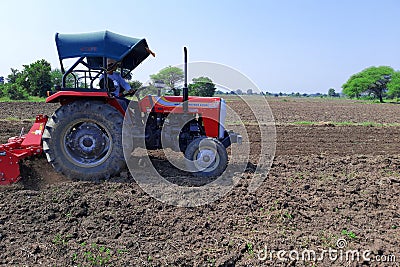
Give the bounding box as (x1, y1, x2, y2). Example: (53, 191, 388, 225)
(0, 97, 399, 266)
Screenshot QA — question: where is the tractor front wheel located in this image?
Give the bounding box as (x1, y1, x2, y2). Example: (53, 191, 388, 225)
(184, 137, 228, 177)
(42, 100, 125, 181)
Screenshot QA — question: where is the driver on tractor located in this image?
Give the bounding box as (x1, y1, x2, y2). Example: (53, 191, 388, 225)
(100, 58, 136, 110)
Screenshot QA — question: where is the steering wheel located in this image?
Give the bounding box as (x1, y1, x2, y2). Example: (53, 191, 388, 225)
(121, 86, 149, 100)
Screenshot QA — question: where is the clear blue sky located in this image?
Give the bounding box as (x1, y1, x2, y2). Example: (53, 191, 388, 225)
(1, 0, 399, 94)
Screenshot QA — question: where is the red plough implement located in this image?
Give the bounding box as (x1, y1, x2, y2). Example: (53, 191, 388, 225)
(0, 115, 48, 185)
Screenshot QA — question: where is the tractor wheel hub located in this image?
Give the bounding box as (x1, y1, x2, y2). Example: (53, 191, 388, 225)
(65, 122, 110, 164)
(195, 149, 216, 169)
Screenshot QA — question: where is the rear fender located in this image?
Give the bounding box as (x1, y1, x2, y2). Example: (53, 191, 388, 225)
(46, 91, 125, 114)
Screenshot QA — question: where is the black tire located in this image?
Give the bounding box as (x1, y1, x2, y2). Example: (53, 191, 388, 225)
(42, 100, 125, 181)
(184, 137, 228, 177)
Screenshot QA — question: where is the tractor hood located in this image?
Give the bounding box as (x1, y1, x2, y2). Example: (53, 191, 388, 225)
(55, 30, 151, 71)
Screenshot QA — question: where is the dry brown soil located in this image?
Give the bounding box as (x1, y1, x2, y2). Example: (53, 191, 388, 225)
(0, 97, 399, 266)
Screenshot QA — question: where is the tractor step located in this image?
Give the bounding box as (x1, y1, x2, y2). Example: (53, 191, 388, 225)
(0, 115, 48, 185)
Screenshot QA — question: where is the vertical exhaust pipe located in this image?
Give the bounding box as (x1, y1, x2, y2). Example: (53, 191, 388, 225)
(183, 47, 188, 113)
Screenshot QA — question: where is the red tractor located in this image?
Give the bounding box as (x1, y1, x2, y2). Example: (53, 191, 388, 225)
(0, 31, 241, 184)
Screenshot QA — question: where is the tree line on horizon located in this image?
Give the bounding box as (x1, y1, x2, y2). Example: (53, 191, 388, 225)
(231, 66, 400, 102)
(0, 60, 217, 100)
(0, 60, 399, 102)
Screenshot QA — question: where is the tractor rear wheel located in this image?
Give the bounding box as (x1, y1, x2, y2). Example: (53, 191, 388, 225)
(42, 100, 125, 181)
(184, 137, 228, 177)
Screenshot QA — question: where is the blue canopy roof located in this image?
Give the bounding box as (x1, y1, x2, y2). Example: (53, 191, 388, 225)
(55, 30, 151, 70)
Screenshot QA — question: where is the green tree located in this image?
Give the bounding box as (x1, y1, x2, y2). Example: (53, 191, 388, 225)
(128, 80, 149, 98)
(342, 73, 369, 98)
(387, 71, 400, 99)
(342, 66, 394, 103)
(51, 68, 75, 88)
(19, 59, 52, 97)
(129, 80, 143, 91)
(6, 68, 22, 84)
(328, 88, 336, 97)
(0, 83, 4, 98)
(150, 66, 184, 96)
(51, 68, 63, 87)
(188, 76, 216, 97)
(3, 83, 29, 100)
